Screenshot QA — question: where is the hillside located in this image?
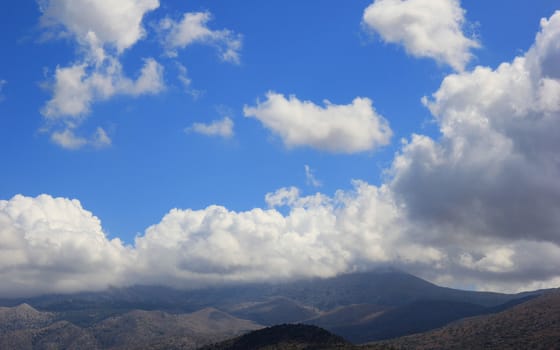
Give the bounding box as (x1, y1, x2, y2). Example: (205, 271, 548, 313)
(380, 292, 560, 349)
(320, 300, 488, 343)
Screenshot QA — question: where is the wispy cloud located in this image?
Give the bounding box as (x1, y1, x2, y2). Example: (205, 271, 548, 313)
(51, 126, 112, 150)
(159, 11, 242, 64)
(305, 165, 322, 188)
(187, 117, 234, 138)
(0, 79, 6, 102)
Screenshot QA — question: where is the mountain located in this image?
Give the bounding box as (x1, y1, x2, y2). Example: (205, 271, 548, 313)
(269, 269, 537, 309)
(378, 291, 560, 349)
(0, 304, 261, 350)
(0, 303, 54, 332)
(199, 324, 353, 350)
(3, 269, 533, 313)
(0, 269, 550, 345)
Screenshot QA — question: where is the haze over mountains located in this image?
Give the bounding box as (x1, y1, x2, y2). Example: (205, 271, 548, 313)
(1, 269, 555, 349)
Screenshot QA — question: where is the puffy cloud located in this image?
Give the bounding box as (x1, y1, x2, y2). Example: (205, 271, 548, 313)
(130, 181, 434, 287)
(160, 12, 242, 64)
(392, 11, 560, 244)
(386, 11, 560, 290)
(43, 57, 164, 120)
(38, 0, 164, 148)
(0, 194, 130, 297)
(39, 0, 159, 52)
(362, 0, 479, 71)
(187, 117, 234, 138)
(0, 185, 442, 296)
(244, 92, 392, 153)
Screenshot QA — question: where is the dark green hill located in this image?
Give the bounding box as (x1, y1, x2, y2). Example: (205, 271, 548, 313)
(200, 324, 353, 350)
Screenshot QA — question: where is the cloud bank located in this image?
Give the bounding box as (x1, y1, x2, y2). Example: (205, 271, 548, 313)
(244, 93, 392, 154)
(363, 0, 479, 71)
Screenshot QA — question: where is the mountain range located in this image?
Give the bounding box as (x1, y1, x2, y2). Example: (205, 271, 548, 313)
(0, 269, 555, 349)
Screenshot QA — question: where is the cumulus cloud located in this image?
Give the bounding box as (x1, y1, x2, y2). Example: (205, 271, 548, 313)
(130, 181, 435, 287)
(187, 117, 234, 138)
(362, 0, 479, 71)
(159, 12, 242, 64)
(38, 0, 164, 147)
(386, 10, 560, 291)
(0, 186, 402, 295)
(244, 92, 392, 153)
(43, 58, 164, 120)
(39, 0, 159, 52)
(0, 194, 130, 297)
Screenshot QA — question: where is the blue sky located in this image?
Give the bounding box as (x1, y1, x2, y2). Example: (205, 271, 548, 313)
(1, 0, 560, 296)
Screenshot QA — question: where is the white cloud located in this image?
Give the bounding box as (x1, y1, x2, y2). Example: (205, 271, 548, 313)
(244, 92, 392, 154)
(187, 117, 234, 138)
(131, 181, 414, 287)
(305, 165, 322, 188)
(50, 128, 87, 149)
(38, 0, 164, 148)
(39, 0, 159, 52)
(363, 0, 479, 71)
(43, 58, 164, 120)
(51, 127, 112, 150)
(0, 194, 130, 297)
(160, 12, 242, 64)
(386, 11, 560, 290)
(0, 186, 407, 295)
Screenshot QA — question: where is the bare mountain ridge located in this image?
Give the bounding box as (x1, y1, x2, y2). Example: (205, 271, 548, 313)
(0, 304, 261, 350)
